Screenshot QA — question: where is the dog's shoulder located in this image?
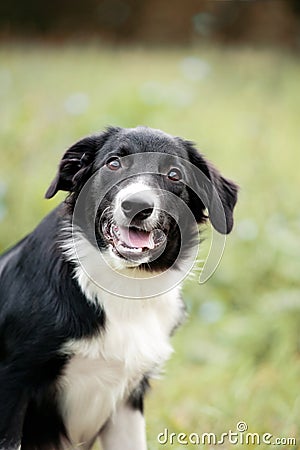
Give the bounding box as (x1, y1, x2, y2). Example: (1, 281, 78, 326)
(0, 205, 105, 364)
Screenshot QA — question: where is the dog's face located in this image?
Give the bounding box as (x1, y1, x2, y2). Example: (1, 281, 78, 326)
(46, 127, 238, 272)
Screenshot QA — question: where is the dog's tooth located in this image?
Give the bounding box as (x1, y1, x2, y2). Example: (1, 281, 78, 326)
(148, 232, 155, 249)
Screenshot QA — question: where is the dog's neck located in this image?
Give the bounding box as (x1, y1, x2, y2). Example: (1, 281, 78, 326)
(60, 230, 191, 306)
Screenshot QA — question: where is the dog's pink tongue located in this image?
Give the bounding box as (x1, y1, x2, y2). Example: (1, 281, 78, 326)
(118, 226, 152, 248)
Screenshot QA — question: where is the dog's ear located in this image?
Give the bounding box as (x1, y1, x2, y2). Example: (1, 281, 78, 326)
(182, 139, 238, 234)
(45, 128, 120, 199)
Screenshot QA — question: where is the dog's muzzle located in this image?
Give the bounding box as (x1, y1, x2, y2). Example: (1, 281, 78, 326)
(101, 190, 167, 263)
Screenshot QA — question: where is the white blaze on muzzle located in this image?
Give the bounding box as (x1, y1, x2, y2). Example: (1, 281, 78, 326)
(114, 181, 160, 227)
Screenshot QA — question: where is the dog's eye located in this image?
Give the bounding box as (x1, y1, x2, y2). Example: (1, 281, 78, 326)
(167, 168, 182, 182)
(106, 157, 121, 171)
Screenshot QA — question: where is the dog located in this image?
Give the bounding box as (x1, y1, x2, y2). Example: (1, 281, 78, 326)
(0, 126, 238, 450)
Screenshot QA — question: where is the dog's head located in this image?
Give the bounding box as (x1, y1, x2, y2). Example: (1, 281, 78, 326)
(46, 127, 238, 272)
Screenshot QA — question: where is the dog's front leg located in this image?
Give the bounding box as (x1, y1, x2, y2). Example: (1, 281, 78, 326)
(99, 402, 147, 450)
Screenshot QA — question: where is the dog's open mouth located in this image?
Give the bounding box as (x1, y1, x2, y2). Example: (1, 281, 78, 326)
(102, 221, 167, 261)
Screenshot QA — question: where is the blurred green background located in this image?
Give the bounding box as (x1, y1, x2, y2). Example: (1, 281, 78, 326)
(0, 1, 300, 449)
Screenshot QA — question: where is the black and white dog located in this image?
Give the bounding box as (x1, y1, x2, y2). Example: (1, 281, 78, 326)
(0, 126, 238, 450)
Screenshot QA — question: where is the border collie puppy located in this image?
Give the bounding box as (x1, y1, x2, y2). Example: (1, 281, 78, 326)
(0, 126, 238, 450)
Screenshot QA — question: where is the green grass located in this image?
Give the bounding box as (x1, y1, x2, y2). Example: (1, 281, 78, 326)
(0, 43, 299, 449)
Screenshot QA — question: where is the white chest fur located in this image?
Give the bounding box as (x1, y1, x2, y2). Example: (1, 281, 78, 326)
(59, 288, 184, 445)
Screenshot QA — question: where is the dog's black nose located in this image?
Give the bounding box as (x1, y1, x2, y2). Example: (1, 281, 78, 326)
(121, 193, 154, 220)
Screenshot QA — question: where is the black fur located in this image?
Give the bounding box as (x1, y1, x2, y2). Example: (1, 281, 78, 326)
(128, 376, 150, 415)
(0, 126, 238, 449)
(0, 207, 105, 449)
